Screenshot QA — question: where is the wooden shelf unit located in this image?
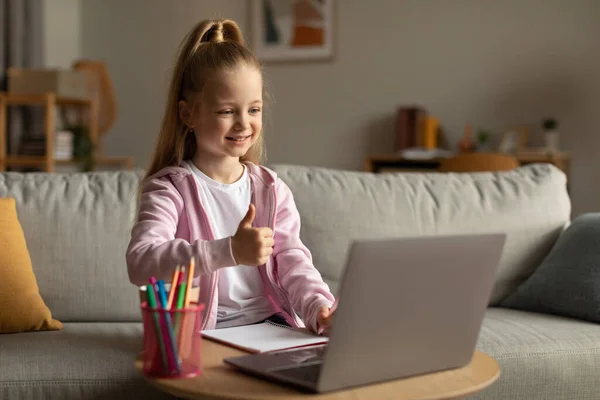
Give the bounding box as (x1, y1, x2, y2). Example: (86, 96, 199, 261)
(0, 92, 133, 172)
(364, 152, 571, 178)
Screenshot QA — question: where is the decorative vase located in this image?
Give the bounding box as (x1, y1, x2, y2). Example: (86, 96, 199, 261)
(458, 124, 476, 153)
(545, 130, 560, 153)
(542, 118, 560, 153)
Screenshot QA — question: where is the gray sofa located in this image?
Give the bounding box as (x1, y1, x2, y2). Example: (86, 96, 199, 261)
(1, 164, 598, 399)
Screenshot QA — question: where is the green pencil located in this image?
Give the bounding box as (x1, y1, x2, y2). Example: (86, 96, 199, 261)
(174, 282, 187, 331)
(146, 283, 169, 372)
(174, 282, 189, 357)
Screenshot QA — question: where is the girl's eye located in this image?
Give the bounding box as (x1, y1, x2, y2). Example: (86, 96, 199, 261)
(250, 107, 261, 114)
(218, 110, 234, 115)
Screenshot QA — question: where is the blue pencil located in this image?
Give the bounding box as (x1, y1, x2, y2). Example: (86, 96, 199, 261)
(146, 282, 169, 372)
(156, 279, 182, 374)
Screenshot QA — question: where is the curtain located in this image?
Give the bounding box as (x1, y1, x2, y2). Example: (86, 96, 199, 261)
(0, 0, 44, 155)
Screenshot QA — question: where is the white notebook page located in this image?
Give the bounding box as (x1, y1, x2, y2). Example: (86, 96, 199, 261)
(201, 320, 329, 353)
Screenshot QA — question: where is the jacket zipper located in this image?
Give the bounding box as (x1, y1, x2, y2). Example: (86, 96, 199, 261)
(201, 213, 218, 330)
(188, 174, 218, 330)
(265, 182, 301, 327)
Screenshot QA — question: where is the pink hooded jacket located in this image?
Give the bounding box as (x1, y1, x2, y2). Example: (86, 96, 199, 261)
(126, 162, 335, 332)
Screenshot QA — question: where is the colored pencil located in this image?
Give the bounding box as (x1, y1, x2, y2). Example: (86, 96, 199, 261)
(184, 257, 195, 307)
(146, 281, 169, 371)
(174, 267, 185, 310)
(177, 280, 195, 359)
(150, 278, 178, 374)
(175, 282, 187, 309)
(174, 282, 187, 343)
(167, 265, 181, 309)
(173, 267, 186, 329)
(181, 257, 200, 359)
(157, 279, 181, 373)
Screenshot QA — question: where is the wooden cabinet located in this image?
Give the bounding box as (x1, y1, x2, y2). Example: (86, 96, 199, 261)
(364, 153, 571, 178)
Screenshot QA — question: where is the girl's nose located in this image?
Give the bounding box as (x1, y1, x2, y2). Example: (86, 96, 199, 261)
(236, 115, 250, 130)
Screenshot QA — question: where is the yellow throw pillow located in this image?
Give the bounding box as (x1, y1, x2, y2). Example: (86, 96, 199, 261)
(0, 198, 62, 333)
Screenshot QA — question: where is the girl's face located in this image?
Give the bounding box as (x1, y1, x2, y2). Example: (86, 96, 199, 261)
(188, 64, 263, 162)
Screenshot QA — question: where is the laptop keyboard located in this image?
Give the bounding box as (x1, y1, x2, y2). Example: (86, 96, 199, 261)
(273, 363, 322, 384)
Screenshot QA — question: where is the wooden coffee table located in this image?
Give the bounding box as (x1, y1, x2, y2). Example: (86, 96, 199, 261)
(135, 340, 500, 400)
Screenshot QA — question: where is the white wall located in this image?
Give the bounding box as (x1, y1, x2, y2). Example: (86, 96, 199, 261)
(70, 0, 600, 215)
(42, 0, 81, 68)
(81, 0, 246, 170)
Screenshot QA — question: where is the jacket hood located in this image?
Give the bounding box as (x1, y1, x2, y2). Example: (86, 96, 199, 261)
(147, 161, 278, 186)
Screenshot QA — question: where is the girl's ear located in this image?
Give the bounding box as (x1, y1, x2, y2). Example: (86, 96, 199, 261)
(178, 100, 194, 128)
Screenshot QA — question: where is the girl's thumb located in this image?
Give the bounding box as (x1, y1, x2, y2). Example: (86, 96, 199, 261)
(240, 204, 256, 228)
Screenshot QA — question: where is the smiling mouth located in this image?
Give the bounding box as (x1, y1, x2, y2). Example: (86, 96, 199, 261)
(225, 135, 251, 142)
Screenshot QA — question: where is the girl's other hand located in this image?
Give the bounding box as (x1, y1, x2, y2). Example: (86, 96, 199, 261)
(317, 305, 334, 336)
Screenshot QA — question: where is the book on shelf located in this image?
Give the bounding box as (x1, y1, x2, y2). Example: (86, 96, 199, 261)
(19, 130, 73, 160)
(395, 106, 444, 152)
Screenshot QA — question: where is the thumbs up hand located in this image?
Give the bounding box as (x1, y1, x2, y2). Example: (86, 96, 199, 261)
(231, 204, 274, 266)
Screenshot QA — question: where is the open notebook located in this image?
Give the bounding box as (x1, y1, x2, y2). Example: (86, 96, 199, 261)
(201, 320, 329, 353)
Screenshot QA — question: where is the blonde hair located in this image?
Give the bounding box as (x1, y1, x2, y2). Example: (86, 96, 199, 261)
(144, 19, 264, 180)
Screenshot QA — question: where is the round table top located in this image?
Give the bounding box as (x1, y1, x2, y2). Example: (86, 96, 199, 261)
(135, 340, 500, 400)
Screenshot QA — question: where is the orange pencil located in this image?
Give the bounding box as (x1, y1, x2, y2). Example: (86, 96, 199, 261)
(180, 258, 197, 360)
(184, 257, 195, 307)
(167, 265, 180, 309)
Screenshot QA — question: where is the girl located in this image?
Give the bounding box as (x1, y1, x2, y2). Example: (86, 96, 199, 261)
(126, 19, 335, 334)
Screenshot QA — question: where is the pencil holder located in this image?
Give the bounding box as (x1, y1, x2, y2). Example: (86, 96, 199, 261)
(140, 301, 205, 378)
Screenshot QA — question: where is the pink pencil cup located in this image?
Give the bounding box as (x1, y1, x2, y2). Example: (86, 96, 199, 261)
(140, 301, 205, 378)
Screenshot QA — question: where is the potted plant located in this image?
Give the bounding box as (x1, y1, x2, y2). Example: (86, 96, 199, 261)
(542, 118, 559, 153)
(68, 125, 94, 172)
(476, 130, 491, 152)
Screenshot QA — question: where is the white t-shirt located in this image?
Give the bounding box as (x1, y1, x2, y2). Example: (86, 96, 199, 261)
(185, 161, 274, 328)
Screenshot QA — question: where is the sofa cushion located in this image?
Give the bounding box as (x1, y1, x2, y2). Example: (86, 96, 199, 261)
(473, 308, 600, 400)
(501, 213, 600, 323)
(0, 322, 170, 400)
(269, 164, 571, 304)
(0, 197, 62, 333)
(0, 172, 144, 322)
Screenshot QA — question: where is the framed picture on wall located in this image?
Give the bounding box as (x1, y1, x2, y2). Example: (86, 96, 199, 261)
(250, 0, 335, 62)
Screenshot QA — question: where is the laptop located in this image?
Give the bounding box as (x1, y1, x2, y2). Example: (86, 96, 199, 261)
(224, 233, 506, 393)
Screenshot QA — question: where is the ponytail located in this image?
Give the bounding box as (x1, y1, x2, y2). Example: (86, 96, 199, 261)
(144, 19, 263, 181)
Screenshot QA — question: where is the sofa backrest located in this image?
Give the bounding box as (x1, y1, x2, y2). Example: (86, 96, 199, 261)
(0, 171, 144, 322)
(270, 164, 571, 305)
(0, 163, 571, 322)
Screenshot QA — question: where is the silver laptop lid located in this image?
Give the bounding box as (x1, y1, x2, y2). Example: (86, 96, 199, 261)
(317, 233, 506, 392)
